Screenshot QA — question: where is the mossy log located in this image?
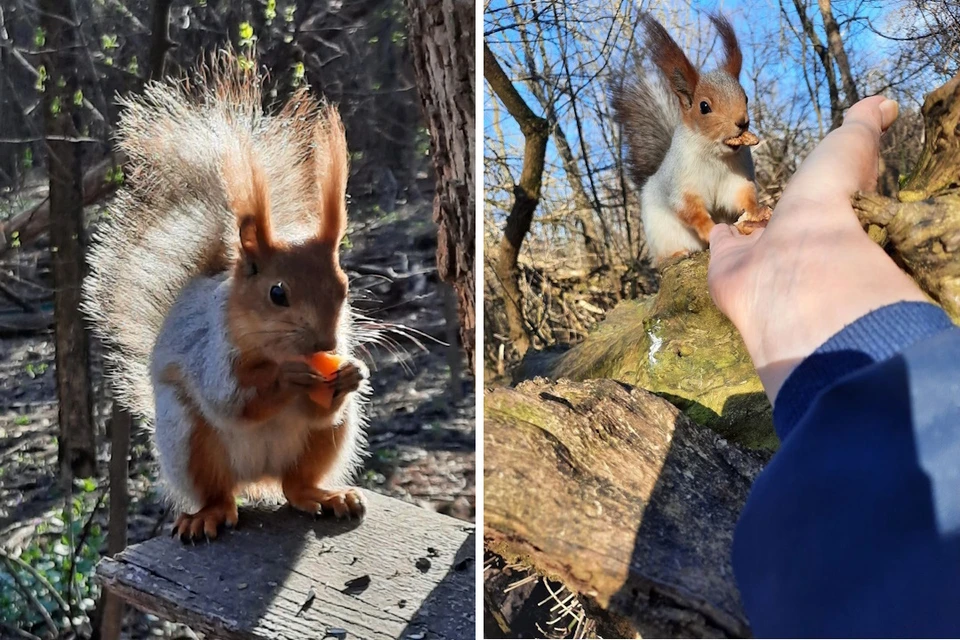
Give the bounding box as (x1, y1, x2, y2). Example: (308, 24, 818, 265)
(484, 378, 767, 638)
(546, 252, 775, 451)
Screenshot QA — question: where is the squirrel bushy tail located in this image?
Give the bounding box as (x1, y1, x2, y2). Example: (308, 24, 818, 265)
(83, 52, 349, 421)
(610, 16, 684, 190)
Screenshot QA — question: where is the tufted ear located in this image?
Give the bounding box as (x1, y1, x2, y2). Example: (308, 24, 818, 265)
(642, 13, 700, 110)
(710, 13, 743, 80)
(224, 143, 273, 260)
(313, 105, 349, 249)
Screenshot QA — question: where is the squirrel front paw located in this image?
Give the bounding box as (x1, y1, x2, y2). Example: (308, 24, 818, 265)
(279, 359, 326, 390)
(285, 486, 367, 519)
(172, 499, 239, 542)
(734, 205, 772, 235)
(331, 359, 368, 398)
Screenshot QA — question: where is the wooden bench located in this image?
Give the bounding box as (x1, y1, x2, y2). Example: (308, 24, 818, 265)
(97, 490, 475, 640)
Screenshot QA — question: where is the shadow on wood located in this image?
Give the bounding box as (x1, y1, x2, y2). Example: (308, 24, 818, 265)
(97, 490, 475, 639)
(484, 378, 770, 637)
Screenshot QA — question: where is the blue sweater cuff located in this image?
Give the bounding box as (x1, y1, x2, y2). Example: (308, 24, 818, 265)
(774, 301, 954, 440)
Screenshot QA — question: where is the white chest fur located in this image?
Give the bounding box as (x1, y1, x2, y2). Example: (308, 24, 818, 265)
(220, 400, 342, 481)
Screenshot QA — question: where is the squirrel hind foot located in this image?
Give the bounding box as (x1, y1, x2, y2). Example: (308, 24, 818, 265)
(172, 499, 239, 542)
(286, 486, 366, 520)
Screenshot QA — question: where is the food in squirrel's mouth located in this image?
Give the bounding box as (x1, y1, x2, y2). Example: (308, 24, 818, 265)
(724, 131, 760, 148)
(306, 352, 343, 409)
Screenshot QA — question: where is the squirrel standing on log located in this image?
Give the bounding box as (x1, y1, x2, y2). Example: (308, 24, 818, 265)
(613, 13, 770, 266)
(83, 55, 371, 541)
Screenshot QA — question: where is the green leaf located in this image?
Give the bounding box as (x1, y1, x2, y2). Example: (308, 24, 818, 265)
(100, 34, 118, 50)
(35, 65, 47, 92)
(34, 27, 46, 48)
(292, 61, 305, 86)
(265, 0, 277, 22)
(50, 96, 61, 115)
(72, 89, 83, 106)
(239, 22, 254, 41)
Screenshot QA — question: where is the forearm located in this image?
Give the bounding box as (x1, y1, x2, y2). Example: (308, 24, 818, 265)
(733, 301, 960, 636)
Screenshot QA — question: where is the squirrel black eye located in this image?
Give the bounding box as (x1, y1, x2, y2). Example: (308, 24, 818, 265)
(700, 101, 712, 115)
(269, 283, 289, 307)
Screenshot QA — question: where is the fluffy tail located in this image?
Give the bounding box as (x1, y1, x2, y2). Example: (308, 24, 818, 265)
(83, 53, 348, 421)
(611, 29, 683, 190)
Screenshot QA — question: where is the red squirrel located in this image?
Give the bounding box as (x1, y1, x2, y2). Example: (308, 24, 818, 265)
(613, 13, 770, 265)
(83, 54, 369, 541)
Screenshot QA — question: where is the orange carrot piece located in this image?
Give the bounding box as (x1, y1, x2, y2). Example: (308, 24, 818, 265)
(308, 352, 343, 379)
(305, 352, 343, 409)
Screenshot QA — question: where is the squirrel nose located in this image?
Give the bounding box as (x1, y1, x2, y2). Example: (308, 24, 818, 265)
(737, 120, 750, 134)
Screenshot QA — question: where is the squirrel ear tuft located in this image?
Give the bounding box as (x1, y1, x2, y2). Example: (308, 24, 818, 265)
(641, 14, 699, 109)
(314, 105, 349, 249)
(225, 144, 273, 259)
(709, 13, 743, 80)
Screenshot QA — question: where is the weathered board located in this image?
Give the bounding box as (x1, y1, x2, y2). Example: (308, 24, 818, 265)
(97, 490, 475, 640)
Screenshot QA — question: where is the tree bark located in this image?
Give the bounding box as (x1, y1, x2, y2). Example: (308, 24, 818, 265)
(852, 75, 960, 322)
(41, 0, 96, 479)
(484, 42, 549, 358)
(404, 0, 475, 370)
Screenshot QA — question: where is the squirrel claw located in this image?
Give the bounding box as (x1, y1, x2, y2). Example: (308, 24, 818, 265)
(286, 487, 366, 520)
(172, 500, 239, 543)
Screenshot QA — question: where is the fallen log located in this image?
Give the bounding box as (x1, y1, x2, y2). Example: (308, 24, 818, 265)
(484, 378, 767, 638)
(0, 154, 124, 253)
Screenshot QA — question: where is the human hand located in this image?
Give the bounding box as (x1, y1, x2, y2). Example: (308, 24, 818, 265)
(708, 96, 928, 402)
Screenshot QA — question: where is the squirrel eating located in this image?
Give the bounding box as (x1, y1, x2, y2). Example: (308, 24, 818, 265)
(612, 13, 771, 266)
(83, 54, 370, 541)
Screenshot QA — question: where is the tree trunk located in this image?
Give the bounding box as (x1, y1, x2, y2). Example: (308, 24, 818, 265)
(41, 0, 96, 479)
(148, 0, 175, 82)
(817, 0, 859, 107)
(405, 0, 476, 369)
(790, 0, 843, 129)
(484, 42, 549, 359)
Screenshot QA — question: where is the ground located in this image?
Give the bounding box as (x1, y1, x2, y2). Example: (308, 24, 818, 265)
(0, 199, 474, 638)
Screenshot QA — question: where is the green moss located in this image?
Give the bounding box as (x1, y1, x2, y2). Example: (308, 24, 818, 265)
(551, 252, 778, 451)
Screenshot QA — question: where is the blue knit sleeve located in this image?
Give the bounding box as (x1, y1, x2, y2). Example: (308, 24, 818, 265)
(733, 301, 960, 637)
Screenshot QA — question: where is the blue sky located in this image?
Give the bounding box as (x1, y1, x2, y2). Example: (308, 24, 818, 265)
(483, 0, 947, 225)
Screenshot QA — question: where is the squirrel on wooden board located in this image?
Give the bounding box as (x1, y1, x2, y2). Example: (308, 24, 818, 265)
(83, 54, 372, 542)
(612, 13, 771, 266)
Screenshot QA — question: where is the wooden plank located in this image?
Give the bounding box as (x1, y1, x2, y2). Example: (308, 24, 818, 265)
(97, 490, 475, 640)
